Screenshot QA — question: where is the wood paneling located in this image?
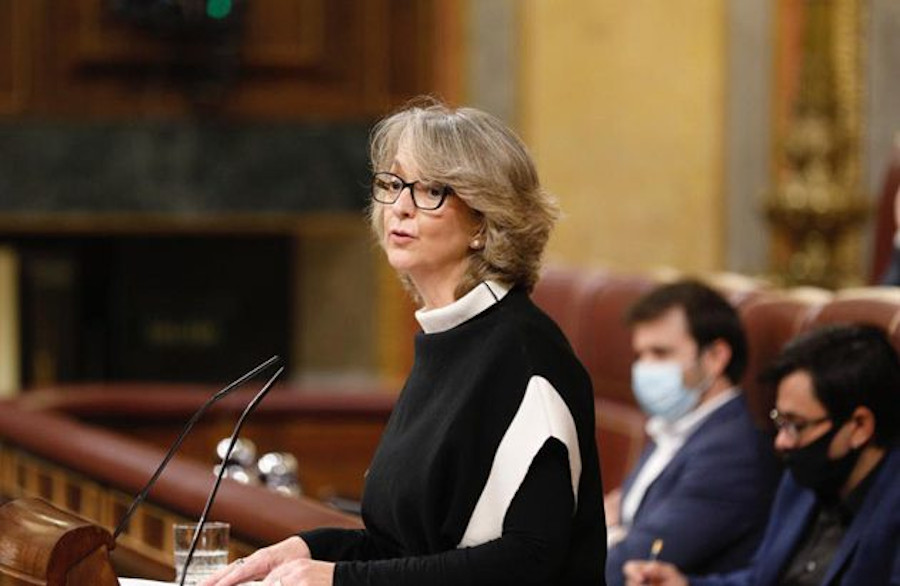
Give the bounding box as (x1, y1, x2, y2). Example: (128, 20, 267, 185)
(0, 0, 32, 114)
(5, 0, 458, 120)
(68, 0, 327, 70)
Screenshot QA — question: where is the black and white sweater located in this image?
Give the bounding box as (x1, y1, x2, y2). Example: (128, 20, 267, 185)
(301, 282, 606, 585)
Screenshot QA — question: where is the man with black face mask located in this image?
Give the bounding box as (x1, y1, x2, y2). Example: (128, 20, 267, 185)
(623, 324, 900, 586)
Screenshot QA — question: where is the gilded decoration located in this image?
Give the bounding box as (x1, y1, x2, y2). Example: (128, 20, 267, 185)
(767, 0, 868, 288)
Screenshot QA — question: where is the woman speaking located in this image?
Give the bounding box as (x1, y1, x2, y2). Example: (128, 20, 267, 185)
(204, 99, 606, 586)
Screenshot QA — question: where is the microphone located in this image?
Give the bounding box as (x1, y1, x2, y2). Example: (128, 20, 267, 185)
(113, 355, 282, 541)
(179, 365, 285, 586)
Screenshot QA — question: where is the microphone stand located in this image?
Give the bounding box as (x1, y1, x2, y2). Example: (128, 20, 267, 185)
(113, 355, 281, 541)
(179, 365, 285, 586)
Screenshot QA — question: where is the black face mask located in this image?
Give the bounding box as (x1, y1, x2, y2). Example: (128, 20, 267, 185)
(782, 423, 861, 499)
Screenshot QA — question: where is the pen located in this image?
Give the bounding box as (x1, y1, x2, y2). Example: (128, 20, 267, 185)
(649, 538, 664, 561)
(641, 539, 664, 586)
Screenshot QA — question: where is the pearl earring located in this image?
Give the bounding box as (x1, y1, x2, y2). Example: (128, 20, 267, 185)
(471, 239, 482, 250)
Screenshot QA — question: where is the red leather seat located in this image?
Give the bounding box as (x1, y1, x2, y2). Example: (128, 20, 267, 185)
(807, 288, 900, 354)
(739, 291, 827, 429)
(702, 272, 771, 311)
(532, 265, 603, 352)
(571, 273, 658, 405)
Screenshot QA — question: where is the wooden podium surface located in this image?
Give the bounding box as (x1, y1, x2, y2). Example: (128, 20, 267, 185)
(0, 498, 118, 586)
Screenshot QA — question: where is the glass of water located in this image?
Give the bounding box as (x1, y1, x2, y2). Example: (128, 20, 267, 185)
(173, 522, 230, 586)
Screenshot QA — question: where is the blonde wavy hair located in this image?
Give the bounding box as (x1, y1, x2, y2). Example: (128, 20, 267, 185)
(369, 98, 559, 301)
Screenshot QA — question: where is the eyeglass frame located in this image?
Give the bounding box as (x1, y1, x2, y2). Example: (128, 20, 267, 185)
(769, 408, 831, 439)
(371, 171, 455, 211)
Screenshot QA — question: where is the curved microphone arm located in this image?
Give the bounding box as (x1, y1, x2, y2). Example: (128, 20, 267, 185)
(179, 365, 285, 586)
(113, 355, 282, 541)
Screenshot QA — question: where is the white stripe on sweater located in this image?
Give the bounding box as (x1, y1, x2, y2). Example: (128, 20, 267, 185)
(457, 375, 581, 548)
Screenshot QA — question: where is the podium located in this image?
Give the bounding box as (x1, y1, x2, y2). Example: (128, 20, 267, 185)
(0, 498, 119, 586)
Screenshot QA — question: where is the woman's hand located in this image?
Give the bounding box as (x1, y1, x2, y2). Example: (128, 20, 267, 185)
(263, 559, 335, 586)
(622, 560, 688, 586)
(201, 536, 312, 586)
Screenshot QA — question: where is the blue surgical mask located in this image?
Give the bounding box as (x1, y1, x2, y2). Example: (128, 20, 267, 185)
(631, 360, 701, 421)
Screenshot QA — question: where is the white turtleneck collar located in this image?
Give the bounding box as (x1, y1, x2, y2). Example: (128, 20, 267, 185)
(415, 281, 511, 334)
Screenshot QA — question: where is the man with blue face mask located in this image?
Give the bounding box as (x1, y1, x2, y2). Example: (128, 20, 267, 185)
(605, 280, 780, 586)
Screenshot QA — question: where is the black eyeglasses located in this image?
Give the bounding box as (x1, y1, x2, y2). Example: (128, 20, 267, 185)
(769, 409, 831, 438)
(371, 172, 454, 211)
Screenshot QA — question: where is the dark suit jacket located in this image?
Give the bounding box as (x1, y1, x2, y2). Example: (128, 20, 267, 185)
(691, 445, 900, 586)
(606, 394, 780, 586)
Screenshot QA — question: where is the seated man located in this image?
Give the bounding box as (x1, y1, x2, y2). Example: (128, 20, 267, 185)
(605, 280, 779, 586)
(624, 324, 900, 586)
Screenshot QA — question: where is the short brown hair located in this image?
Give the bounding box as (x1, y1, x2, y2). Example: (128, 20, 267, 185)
(626, 280, 748, 384)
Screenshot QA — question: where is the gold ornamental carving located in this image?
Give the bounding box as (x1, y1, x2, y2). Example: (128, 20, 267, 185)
(766, 0, 868, 288)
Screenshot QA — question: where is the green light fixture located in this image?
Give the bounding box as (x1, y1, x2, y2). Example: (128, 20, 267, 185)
(206, 0, 232, 19)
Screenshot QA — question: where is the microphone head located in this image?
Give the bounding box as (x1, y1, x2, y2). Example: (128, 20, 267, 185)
(257, 451, 297, 476)
(258, 452, 302, 496)
(216, 437, 257, 467)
